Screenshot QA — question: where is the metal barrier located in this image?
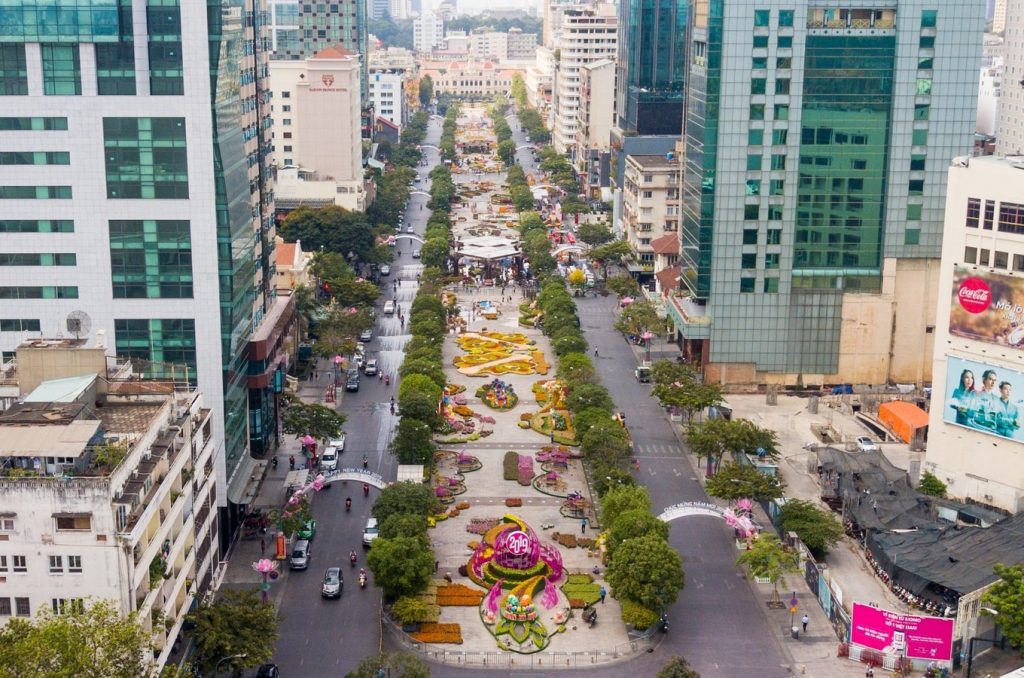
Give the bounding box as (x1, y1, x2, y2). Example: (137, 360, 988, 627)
(382, 613, 663, 669)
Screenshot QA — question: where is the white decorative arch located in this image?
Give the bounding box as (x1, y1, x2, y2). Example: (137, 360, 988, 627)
(393, 234, 426, 245)
(409, 190, 431, 197)
(552, 244, 587, 256)
(319, 468, 388, 489)
(516, 144, 533, 151)
(420, 144, 440, 151)
(657, 501, 730, 522)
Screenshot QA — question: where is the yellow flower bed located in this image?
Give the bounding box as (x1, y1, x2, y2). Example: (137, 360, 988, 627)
(531, 350, 550, 375)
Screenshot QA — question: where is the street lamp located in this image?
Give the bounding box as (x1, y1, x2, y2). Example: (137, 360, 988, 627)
(213, 653, 247, 676)
(333, 354, 343, 387)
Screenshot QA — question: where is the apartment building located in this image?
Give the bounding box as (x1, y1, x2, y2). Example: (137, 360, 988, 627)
(0, 340, 217, 673)
(575, 59, 616, 199)
(621, 154, 681, 279)
(551, 4, 618, 154)
(414, 12, 446, 52)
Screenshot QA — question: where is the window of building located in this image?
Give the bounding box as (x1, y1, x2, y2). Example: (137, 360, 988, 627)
(751, 78, 767, 95)
(109, 220, 192, 298)
(642, 190, 653, 198)
(51, 598, 84, 616)
(771, 154, 786, 170)
(0, 556, 6, 572)
(114, 318, 197, 373)
(740, 277, 756, 293)
(775, 79, 790, 95)
(1013, 254, 1024, 272)
(0, 253, 76, 266)
(984, 200, 996, 230)
(746, 180, 761, 196)
(754, 9, 771, 26)
(770, 179, 784, 196)
(752, 56, 767, 69)
(904, 229, 920, 245)
(980, 249, 991, 266)
(741, 253, 757, 268)
(0, 117, 67, 131)
(750, 104, 765, 121)
(0, 44, 28, 95)
(49, 556, 63, 574)
(914, 104, 930, 121)
(772, 129, 787, 145)
(912, 129, 928, 146)
(920, 35, 935, 48)
(0, 220, 73, 233)
(747, 154, 762, 171)
(764, 253, 780, 269)
(744, 204, 760, 220)
(767, 229, 782, 244)
(12, 555, 26, 573)
(67, 555, 82, 574)
(0, 185, 72, 199)
(748, 129, 764, 145)
(907, 204, 922, 221)
(910, 154, 926, 171)
(776, 57, 792, 69)
(743, 229, 758, 245)
(908, 179, 924, 196)
(778, 9, 794, 26)
(0, 319, 41, 332)
(95, 43, 136, 95)
(998, 202, 1024, 234)
(778, 36, 793, 48)
(0, 517, 13, 531)
(995, 250, 1009, 268)
(753, 35, 769, 48)
(918, 56, 934, 70)
(966, 198, 980, 228)
(282, 91, 291, 98)
(0, 286, 78, 299)
(103, 118, 188, 199)
(55, 516, 91, 531)
(0, 151, 70, 165)
(763, 277, 779, 293)
(921, 10, 937, 27)
(41, 44, 81, 95)
(768, 205, 783, 220)
(15, 598, 29, 616)
(964, 246, 977, 264)
(774, 104, 789, 120)
(148, 2, 183, 94)
(916, 78, 932, 95)
(0, 598, 10, 616)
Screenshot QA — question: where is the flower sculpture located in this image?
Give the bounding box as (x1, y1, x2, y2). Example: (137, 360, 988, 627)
(252, 558, 279, 604)
(724, 499, 758, 543)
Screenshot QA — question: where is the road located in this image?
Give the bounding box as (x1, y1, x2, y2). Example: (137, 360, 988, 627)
(270, 116, 441, 676)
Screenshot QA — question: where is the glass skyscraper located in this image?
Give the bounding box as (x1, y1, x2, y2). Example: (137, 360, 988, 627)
(0, 0, 277, 555)
(615, 0, 689, 135)
(677, 0, 983, 380)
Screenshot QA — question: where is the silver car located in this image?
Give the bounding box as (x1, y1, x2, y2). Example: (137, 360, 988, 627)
(290, 539, 311, 570)
(364, 359, 379, 376)
(321, 567, 342, 598)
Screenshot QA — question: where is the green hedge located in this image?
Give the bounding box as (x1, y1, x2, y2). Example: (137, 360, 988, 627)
(502, 451, 519, 481)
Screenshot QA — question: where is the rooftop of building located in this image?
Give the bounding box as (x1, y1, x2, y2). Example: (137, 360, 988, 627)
(953, 153, 1024, 171)
(651, 233, 680, 255)
(628, 154, 679, 169)
(312, 45, 356, 60)
(275, 241, 298, 268)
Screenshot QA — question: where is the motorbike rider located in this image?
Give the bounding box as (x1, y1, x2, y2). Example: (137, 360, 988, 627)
(363, 482, 370, 497)
(345, 496, 352, 511)
(359, 567, 367, 588)
(350, 550, 357, 567)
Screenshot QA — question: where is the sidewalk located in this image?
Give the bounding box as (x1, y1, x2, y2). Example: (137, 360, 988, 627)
(219, 356, 345, 605)
(619, 337, 890, 677)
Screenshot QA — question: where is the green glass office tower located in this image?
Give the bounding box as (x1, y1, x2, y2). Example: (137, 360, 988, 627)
(677, 0, 983, 383)
(615, 0, 689, 135)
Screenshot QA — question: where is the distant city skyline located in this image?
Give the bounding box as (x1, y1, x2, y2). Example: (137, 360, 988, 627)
(424, 0, 540, 16)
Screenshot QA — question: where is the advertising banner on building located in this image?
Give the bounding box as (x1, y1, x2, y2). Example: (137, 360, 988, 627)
(950, 266, 1024, 347)
(850, 603, 954, 661)
(943, 355, 1024, 442)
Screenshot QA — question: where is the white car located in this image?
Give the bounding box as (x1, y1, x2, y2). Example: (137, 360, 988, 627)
(362, 518, 379, 548)
(320, 446, 339, 472)
(380, 264, 391, 276)
(856, 436, 879, 453)
(363, 359, 379, 376)
(328, 435, 346, 452)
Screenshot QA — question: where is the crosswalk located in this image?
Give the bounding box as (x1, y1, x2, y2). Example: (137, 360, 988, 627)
(631, 441, 689, 458)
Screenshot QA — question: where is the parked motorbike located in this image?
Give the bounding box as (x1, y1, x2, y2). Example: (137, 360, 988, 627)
(659, 613, 669, 633)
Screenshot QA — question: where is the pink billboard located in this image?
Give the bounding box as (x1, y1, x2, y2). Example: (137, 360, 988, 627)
(850, 603, 954, 661)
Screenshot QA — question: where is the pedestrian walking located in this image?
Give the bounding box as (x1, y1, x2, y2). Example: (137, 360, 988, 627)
(801, 614, 809, 632)
(865, 668, 874, 677)
(599, 586, 607, 603)
(580, 517, 587, 534)
(260, 538, 266, 556)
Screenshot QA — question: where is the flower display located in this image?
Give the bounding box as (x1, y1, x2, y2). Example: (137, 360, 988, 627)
(476, 379, 519, 410)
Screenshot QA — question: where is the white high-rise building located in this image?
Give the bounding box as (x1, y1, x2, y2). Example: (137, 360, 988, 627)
(925, 155, 1024, 514)
(551, 4, 618, 154)
(369, 68, 410, 130)
(414, 11, 446, 52)
(998, 0, 1024, 152)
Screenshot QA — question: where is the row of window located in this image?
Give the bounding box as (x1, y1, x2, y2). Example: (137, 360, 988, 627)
(0, 219, 74, 233)
(0, 253, 76, 266)
(0, 553, 83, 575)
(0, 319, 40, 332)
(0, 117, 67, 130)
(0, 598, 84, 618)
(0, 151, 69, 165)
(966, 199, 1024, 234)
(0, 286, 78, 299)
(963, 247, 1024, 272)
(0, 186, 71, 199)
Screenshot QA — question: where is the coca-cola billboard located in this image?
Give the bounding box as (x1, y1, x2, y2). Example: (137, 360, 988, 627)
(949, 266, 1024, 347)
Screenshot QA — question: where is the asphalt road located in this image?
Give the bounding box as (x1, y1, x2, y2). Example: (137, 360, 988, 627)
(269, 116, 441, 676)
